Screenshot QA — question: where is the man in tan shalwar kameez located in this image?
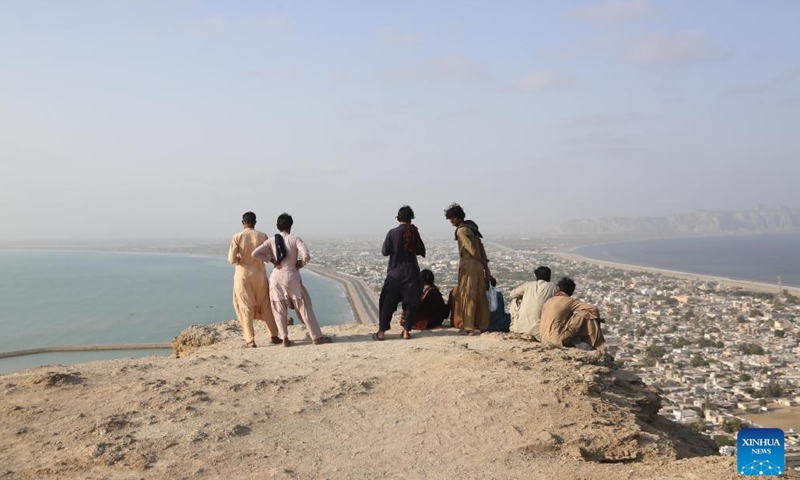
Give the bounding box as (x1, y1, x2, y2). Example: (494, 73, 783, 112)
(228, 212, 280, 348)
(445, 203, 490, 334)
(539, 277, 605, 352)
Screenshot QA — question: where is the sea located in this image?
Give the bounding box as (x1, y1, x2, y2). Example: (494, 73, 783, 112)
(571, 233, 800, 288)
(0, 250, 354, 374)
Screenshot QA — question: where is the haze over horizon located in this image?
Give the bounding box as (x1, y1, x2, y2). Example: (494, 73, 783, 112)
(2, 1, 799, 241)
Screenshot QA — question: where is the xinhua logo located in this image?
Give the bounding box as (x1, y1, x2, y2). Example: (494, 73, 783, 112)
(737, 428, 785, 476)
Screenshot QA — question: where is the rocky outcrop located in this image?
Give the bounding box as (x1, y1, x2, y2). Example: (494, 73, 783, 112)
(0, 323, 734, 479)
(171, 321, 238, 358)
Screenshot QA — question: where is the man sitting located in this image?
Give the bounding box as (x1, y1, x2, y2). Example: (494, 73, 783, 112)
(508, 266, 557, 339)
(402, 269, 450, 330)
(488, 277, 511, 332)
(539, 277, 605, 352)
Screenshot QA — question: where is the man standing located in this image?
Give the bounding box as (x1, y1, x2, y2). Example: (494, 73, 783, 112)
(228, 212, 280, 348)
(375, 205, 426, 340)
(444, 203, 490, 335)
(252, 213, 332, 346)
(508, 266, 557, 339)
(539, 277, 605, 352)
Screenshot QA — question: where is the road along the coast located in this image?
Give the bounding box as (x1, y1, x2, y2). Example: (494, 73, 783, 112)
(306, 265, 378, 325)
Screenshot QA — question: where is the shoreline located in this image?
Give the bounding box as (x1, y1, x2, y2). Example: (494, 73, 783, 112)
(306, 265, 378, 325)
(0, 250, 374, 361)
(0, 344, 171, 359)
(556, 251, 800, 296)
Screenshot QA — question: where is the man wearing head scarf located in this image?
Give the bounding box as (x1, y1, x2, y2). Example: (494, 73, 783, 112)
(444, 203, 490, 335)
(374, 205, 426, 340)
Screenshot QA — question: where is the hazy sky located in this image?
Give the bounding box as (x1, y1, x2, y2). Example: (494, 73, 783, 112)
(2, 0, 799, 241)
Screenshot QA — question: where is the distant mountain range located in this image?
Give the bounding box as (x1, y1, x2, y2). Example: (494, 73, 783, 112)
(556, 205, 800, 238)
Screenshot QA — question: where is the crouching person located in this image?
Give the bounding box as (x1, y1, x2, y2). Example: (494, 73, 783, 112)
(539, 277, 605, 352)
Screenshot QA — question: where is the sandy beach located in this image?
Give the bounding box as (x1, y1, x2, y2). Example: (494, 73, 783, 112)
(556, 251, 800, 297)
(0, 320, 741, 480)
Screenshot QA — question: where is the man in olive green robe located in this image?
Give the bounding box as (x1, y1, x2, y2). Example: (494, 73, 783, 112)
(445, 203, 490, 334)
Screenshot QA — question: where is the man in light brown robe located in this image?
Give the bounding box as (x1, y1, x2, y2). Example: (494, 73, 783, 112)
(445, 203, 490, 334)
(539, 277, 605, 352)
(228, 211, 279, 348)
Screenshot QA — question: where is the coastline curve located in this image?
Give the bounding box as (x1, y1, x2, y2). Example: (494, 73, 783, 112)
(557, 251, 800, 297)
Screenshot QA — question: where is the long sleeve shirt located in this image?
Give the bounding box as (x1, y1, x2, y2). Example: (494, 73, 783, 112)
(508, 280, 558, 336)
(382, 224, 425, 281)
(539, 294, 600, 347)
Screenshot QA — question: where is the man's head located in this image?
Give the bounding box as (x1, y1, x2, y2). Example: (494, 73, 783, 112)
(557, 277, 576, 296)
(276, 213, 294, 232)
(421, 269, 435, 286)
(534, 266, 552, 282)
(242, 211, 257, 227)
(490, 277, 497, 287)
(397, 205, 415, 223)
(444, 203, 465, 227)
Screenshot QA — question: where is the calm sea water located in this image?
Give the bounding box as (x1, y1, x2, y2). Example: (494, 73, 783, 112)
(572, 234, 800, 288)
(0, 250, 354, 373)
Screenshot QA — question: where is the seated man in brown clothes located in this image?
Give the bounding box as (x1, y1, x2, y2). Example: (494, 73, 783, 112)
(539, 277, 605, 352)
(401, 269, 451, 330)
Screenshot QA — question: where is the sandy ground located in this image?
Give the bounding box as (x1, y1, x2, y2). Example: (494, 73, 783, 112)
(742, 407, 800, 430)
(0, 321, 749, 480)
(555, 252, 800, 296)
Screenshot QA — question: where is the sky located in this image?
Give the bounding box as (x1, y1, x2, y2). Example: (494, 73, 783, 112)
(1, 0, 799, 241)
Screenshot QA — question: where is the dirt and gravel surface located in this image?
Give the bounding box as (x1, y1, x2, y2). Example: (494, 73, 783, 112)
(1, 321, 748, 479)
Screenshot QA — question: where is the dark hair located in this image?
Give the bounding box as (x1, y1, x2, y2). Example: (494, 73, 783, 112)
(421, 269, 435, 285)
(397, 205, 415, 223)
(557, 277, 576, 296)
(490, 277, 497, 287)
(276, 213, 294, 232)
(534, 266, 552, 282)
(242, 211, 257, 225)
(444, 203, 465, 221)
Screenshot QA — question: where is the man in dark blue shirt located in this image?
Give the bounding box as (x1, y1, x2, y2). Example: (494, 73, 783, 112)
(375, 205, 426, 340)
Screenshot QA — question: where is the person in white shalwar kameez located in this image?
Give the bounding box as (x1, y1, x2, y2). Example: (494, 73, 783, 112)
(252, 213, 332, 347)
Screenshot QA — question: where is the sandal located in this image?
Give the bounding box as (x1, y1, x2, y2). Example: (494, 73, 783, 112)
(270, 336, 282, 345)
(372, 332, 386, 341)
(401, 330, 411, 340)
(458, 329, 470, 336)
(313, 336, 333, 345)
(245, 341, 257, 348)
(282, 338, 292, 347)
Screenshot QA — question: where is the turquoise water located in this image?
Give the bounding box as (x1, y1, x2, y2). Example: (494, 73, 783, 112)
(0, 250, 353, 373)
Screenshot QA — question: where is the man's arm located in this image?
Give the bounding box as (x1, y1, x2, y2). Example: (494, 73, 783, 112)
(227, 236, 240, 265)
(296, 237, 310, 267)
(381, 231, 392, 257)
(572, 299, 599, 319)
(252, 239, 274, 263)
(457, 227, 491, 279)
(508, 283, 526, 300)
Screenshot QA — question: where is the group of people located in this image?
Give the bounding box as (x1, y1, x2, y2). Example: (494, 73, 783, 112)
(373, 203, 605, 351)
(228, 204, 605, 352)
(228, 211, 331, 348)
